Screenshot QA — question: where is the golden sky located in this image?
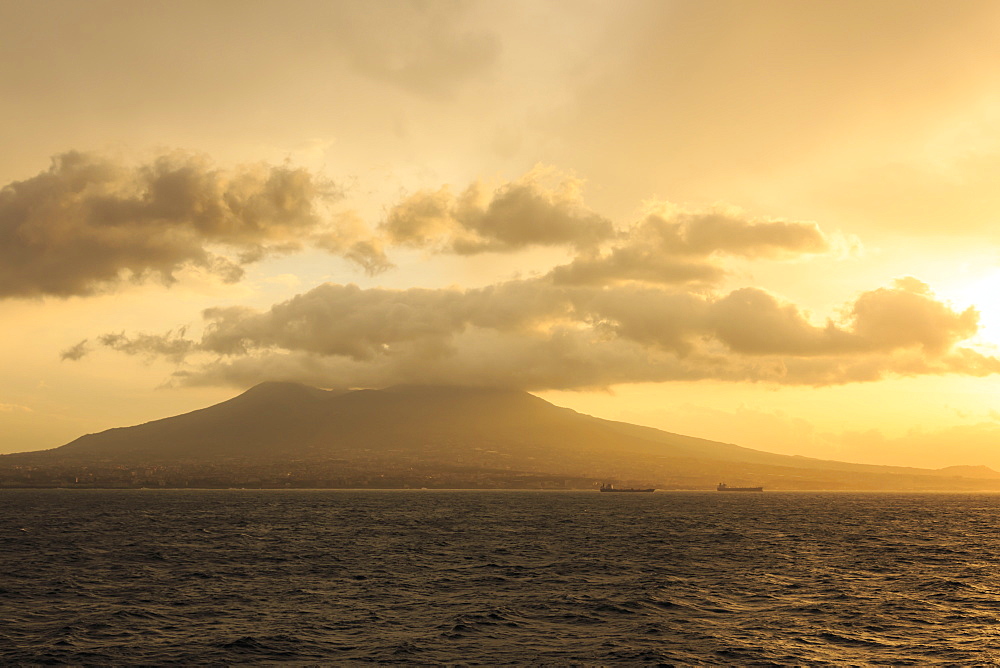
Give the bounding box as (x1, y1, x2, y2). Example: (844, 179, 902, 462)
(4, 0, 1000, 469)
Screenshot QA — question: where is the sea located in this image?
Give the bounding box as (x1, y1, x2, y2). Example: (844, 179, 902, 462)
(3, 490, 1000, 665)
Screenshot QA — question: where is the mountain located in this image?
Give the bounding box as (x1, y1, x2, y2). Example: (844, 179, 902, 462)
(3, 382, 999, 490)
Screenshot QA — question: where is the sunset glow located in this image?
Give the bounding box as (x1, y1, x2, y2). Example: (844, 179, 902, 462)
(4, 0, 1000, 471)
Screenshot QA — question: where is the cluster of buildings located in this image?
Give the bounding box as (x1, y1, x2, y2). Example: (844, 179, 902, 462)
(0, 460, 595, 489)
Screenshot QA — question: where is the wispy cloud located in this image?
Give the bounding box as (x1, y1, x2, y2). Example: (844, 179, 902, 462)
(551, 203, 828, 286)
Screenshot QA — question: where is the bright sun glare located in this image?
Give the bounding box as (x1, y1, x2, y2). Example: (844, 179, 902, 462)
(943, 271, 1000, 348)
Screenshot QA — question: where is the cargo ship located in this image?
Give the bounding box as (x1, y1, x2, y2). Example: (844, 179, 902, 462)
(716, 483, 763, 492)
(599, 483, 655, 493)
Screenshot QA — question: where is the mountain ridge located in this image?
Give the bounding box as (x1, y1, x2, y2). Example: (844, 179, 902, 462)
(3, 382, 998, 490)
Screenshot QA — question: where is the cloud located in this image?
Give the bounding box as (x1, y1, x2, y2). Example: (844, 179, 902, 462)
(311, 210, 391, 275)
(708, 279, 980, 358)
(93, 275, 995, 390)
(98, 330, 195, 363)
(3, 153, 831, 303)
(550, 250, 724, 286)
(551, 205, 829, 286)
(60, 339, 91, 361)
(381, 167, 615, 254)
(850, 277, 979, 354)
(0, 402, 32, 413)
(380, 172, 829, 289)
(706, 288, 855, 356)
(0, 151, 387, 298)
(637, 205, 830, 258)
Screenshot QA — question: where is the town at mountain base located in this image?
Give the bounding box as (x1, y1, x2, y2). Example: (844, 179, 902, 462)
(2, 382, 999, 491)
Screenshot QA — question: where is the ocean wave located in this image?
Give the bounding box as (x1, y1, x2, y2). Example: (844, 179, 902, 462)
(4, 489, 1000, 664)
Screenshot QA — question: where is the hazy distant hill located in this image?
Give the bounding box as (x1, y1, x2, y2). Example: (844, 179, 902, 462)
(4, 382, 999, 490)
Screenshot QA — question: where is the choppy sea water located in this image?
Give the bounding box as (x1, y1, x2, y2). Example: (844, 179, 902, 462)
(3, 490, 1000, 665)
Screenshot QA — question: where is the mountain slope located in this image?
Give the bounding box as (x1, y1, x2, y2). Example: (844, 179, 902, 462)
(5, 382, 998, 490)
(40, 383, 691, 464)
(53, 382, 337, 460)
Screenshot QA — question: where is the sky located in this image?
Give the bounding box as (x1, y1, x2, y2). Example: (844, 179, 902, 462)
(4, 0, 1000, 470)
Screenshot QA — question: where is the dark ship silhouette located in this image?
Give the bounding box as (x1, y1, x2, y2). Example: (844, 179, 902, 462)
(717, 483, 764, 492)
(599, 483, 655, 493)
